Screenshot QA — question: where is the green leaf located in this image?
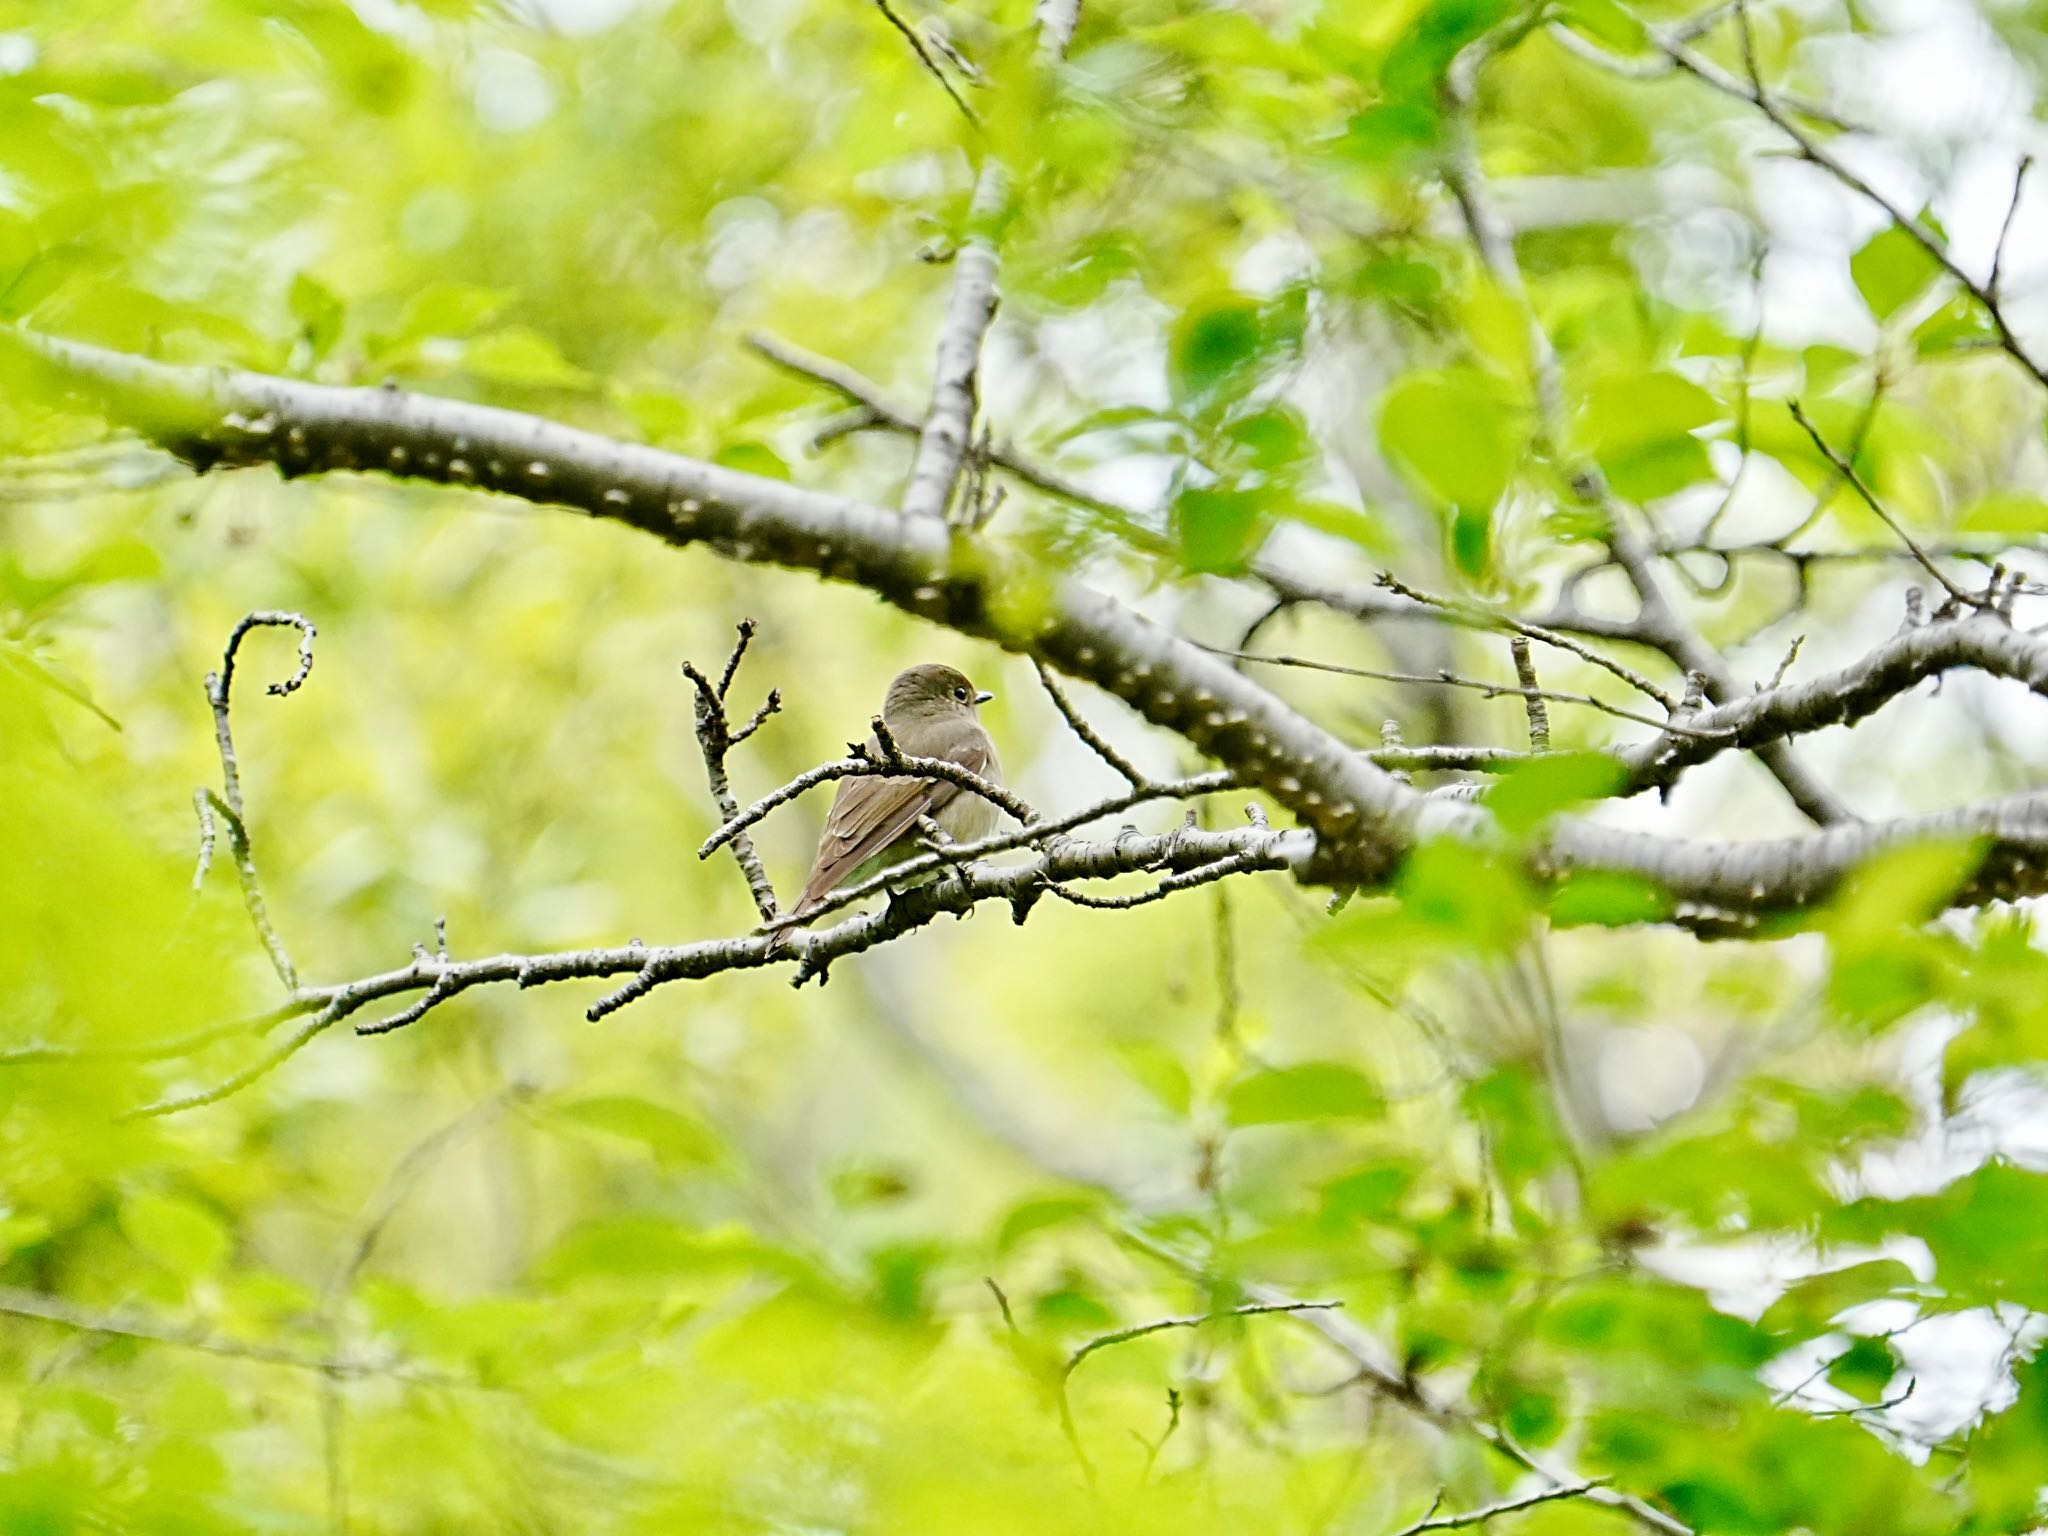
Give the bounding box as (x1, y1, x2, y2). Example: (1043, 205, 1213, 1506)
(1485, 750, 1630, 835)
(1169, 298, 1265, 406)
(1342, 254, 1443, 311)
(1397, 838, 1532, 951)
(1449, 503, 1491, 579)
(1223, 405, 1311, 476)
(288, 273, 343, 362)
(714, 440, 790, 480)
(1378, 368, 1522, 509)
(1319, 1159, 1415, 1226)
(551, 1095, 718, 1167)
(0, 642, 121, 731)
(1175, 485, 1264, 573)
(459, 328, 592, 389)
(1957, 491, 2048, 534)
(1033, 1286, 1118, 1330)
(1554, 0, 1642, 48)
(828, 1161, 915, 1206)
(1825, 1335, 1897, 1402)
(1571, 371, 1722, 501)
(387, 280, 507, 348)
(1826, 839, 1985, 948)
(1968, 1348, 2048, 1528)
(1225, 1062, 1381, 1125)
(1340, 101, 1439, 164)
(1913, 292, 1996, 356)
(1114, 1040, 1192, 1117)
(120, 1191, 230, 1279)
(392, 279, 508, 343)
(1547, 870, 1671, 927)
(1761, 1259, 1920, 1337)
(1827, 1162, 2048, 1309)
(1850, 225, 1944, 321)
(996, 1195, 1104, 1254)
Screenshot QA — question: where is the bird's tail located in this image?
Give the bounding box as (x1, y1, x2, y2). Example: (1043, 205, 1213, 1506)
(762, 906, 810, 955)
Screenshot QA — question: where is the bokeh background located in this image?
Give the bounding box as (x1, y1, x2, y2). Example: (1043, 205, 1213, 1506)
(8, 0, 2048, 1531)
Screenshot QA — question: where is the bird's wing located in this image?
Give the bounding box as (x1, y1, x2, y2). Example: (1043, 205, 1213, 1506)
(789, 732, 994, 916)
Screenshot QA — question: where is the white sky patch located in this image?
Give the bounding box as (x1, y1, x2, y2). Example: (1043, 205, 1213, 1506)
(1596, 1024, 1707, 1130)
(472, 48, 557, 134)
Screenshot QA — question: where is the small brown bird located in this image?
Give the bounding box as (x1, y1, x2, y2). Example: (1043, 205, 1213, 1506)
(769, 663, 1002, 948)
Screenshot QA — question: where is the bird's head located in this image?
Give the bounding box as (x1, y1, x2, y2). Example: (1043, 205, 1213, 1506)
(884, 663, 993, 725)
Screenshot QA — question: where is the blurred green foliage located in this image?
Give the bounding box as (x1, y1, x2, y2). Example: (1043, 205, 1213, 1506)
(3, 1, 2048, 1533)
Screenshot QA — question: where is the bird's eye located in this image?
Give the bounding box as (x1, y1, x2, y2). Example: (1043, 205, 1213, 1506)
(953, 685, 969, 701)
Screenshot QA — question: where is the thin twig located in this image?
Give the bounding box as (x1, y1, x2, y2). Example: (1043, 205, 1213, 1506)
(1390, 1478, 1612, 1535)
(1991, 155, 2034, 300)
(1674, 0, 2048, 391)
(757, 770, 1243, 933)
(1136, 1387, 1182, 1486)
(1377, 573, 1675, 709)
(1063, 1299, 1342, 1381)
(1549, 18, 1852, 128)
(871, 0, 981, 127)
(1034, 659, 1145, 786)
(199, 611, 316, 990)
(1040, 847, 1277, 910)
(1509, 638, 1550, 752)
(1788, 401, 1979, 609)
(682, 621, 783, 923)
(0, 1284, 457, 1385)
(324, 1089, 524, 1309)
(745, 327, 1169, 550)
(314, 1086, 525, 1534)
(1764, 635, 1803, 691)
(124, 1009, 338, 1118)
(700, 734, 1036, 860)
(1199, 643, 1732, 740)
(984, 1276, 1020, 1334)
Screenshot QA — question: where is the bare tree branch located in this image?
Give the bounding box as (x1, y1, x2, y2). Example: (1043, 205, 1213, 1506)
(1034, 658, 1145, 787)
(1063, 1300, 1341, 1382)
(1613, 611, 2048, 796)
(197, 610, 316, 989)
(1035, 0, 1080, 57)
(1116, 1228, 1696, 1536)
(1378, 573, 1676, 709)
(1441, 28, 1853, 826)
(871, 0, 980, 128)
(1652, 0, 2048, 391)
(1547, 17, 1852, 129)
(1203, 642, 1729, 740)
(1390, 1478, 1612, 1535)
(681, 620, 783, 922)
(699, 726, 1037, 861)
(903, 164, 1008, 522)
(1788, 401, 1980, 610)
(1990, 154, 2034, 302)
(0, 1284, 460, 1386)
(1509, 637, 1550, 752)
(25, 328, 2048, 945)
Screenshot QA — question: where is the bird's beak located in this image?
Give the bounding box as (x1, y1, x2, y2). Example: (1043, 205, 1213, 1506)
(974, 690, 995, 705)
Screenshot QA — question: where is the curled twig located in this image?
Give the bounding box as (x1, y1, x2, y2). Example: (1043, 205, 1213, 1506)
(199, 611, 317, 990)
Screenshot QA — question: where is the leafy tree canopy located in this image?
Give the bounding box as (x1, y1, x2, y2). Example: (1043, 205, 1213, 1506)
(5, 0, 2048, 1533)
